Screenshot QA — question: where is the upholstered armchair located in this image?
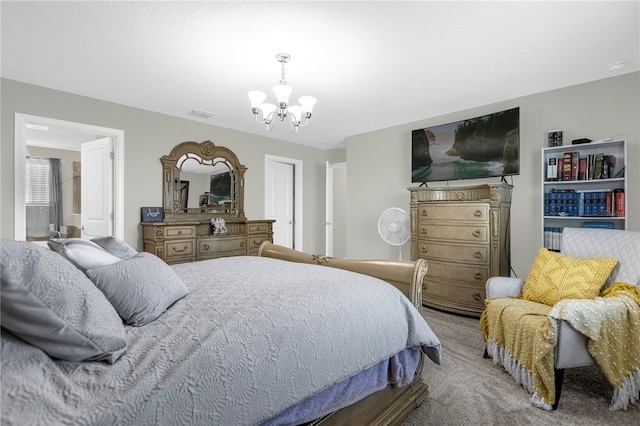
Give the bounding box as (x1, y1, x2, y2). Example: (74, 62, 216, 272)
(482, 227, 640, 410)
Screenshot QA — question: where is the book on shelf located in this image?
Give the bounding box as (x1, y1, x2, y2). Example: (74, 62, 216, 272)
(544, 188, 624, 218)
(583, 221, 614, 229)
(578, 158, 587, 180)
(547, 157, 558, 180)
(614, 189, 625, 217)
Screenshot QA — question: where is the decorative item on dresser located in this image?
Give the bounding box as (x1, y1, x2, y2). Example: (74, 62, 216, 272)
(141, 140, 274, 264)
(408, 183, 512, 317)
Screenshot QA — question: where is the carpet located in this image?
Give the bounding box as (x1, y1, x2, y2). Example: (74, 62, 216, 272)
(402, 307, 639, 425)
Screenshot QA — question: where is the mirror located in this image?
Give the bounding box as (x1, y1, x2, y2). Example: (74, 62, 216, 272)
(161, 140, 246, 219)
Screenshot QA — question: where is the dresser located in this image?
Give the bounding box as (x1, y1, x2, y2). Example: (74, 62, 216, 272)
(142, 219, 274, 264)
(408, 183, 512, 317)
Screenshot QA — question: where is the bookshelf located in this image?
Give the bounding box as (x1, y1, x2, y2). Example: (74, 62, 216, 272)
(542, 139, 627, 250)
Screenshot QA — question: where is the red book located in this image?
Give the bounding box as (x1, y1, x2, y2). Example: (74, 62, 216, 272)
(615, 189, 625, 217)
(605, 191, 613, 216)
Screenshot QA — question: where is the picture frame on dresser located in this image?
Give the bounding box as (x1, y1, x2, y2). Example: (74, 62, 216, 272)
(141, 207, 164, 223)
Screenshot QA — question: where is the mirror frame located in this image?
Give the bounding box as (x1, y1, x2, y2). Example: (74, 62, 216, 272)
(161, 140, 246, 220)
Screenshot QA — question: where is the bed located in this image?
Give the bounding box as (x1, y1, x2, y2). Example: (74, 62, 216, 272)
(1, 238, 442, 425)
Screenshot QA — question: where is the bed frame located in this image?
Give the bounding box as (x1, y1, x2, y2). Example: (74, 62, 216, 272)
(258, 242, 430, 425)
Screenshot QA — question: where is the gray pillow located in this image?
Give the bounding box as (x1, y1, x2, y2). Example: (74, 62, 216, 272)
(85, 252, 188, 326)
(0, 239, 127, 363)
(91, 236, 138, 259)
(48, 238, 121, 271)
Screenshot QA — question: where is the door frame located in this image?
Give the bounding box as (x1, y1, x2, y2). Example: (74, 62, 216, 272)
(14, 113, 125, 240)
(264, 155, 303, 251)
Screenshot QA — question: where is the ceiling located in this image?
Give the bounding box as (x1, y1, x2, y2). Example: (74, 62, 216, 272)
(2, 1, 638, 150)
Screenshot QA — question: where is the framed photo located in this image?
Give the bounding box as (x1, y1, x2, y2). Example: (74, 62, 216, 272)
(547, 129, 563, 147)
(141, 207, 164, 223)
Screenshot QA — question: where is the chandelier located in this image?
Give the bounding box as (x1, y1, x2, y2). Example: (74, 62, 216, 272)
(248, 53, 316, 132)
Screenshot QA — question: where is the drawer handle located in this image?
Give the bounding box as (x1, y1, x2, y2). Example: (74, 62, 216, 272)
(420, 246, 428, 254)
(252, 239, 262, 245)
(474, 271, 483, 280)
(473, 251, 482, 259)
(177, 230, 183, 235)
(474, 210, 482, 217)
(172, 245, 188, 253)
(472, 292, 482, 301)
(421, 210, 428, 216)
(239, 241, 244, 248)
(203, 244, 210, 251)
(420, 226, 428, 235)
(472, 230, 481, 238)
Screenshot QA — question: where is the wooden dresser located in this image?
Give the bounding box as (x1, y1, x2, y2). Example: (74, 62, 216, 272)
(142, 219, 274, 264)
(408, 183, 512, 317)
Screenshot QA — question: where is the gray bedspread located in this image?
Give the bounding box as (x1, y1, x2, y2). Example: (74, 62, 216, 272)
(1, 256, 441, 426)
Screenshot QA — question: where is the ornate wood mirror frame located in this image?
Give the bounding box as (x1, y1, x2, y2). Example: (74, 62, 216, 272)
(161, 140, 246, 220)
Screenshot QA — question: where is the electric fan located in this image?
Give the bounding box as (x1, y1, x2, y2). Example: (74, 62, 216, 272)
(377, 207, 411, 259)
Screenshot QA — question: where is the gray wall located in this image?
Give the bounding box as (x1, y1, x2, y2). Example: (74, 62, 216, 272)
(345, 72, 639, 278)
(3, 73, 638, 273)
(1, 79, 340, 254)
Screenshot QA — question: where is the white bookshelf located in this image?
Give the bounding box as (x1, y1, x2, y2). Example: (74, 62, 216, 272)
(541, 139, 627, 250)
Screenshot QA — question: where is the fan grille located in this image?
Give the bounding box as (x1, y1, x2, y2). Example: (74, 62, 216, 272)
(378, 208, 410, 246)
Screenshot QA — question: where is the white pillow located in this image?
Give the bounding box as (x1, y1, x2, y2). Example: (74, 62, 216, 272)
(48, 238, 121, 271)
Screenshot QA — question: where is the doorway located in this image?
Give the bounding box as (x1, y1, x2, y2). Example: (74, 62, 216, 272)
(265, 155, 302, 250)
(14, 114, 125, 240)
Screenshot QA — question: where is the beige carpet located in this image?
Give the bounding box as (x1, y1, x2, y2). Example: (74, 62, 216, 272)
(402, 307, 639, 425)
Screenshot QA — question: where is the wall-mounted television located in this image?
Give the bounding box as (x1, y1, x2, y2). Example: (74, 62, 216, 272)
(412, 107, 520, 184)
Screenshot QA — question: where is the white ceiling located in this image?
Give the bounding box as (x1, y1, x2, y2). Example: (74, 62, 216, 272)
(2, 1, 638, 150)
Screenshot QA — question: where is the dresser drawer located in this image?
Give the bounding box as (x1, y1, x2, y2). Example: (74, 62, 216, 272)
(418, 223, 488, 243)
(247, 234, 269, 251)
(164, 239, 195, 260)
(164, 225, 196, 239)
(248, 223, 270, 234)
(422, 277, 485, 315)
(198, 236, 246, 258)
(426, 259, 490, 284)
(418, 203, 489, 223)
(416, 240, 488, 265)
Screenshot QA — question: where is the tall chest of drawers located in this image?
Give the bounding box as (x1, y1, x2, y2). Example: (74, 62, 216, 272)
(408, 183, 512, 317)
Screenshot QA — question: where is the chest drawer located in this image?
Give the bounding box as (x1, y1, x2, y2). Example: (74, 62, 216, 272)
(164, 239, 195, 259)
(416, 240, 488, 265)
(164, 225, 196, 239)
(418, 203, 489, 223)
(198, 236, 246, 257)
(426, 259, 490, 284)
(418, 223, 488, 243)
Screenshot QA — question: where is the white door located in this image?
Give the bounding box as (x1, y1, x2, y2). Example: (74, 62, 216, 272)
(325, 162, 347, 257)
(266, 160, 295, 248)
(81, 138, 113, 238)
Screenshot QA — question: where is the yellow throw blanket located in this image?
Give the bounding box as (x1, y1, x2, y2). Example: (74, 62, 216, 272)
(480, 283, 640, 410)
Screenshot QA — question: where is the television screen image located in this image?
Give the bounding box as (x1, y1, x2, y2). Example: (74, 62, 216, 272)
(412, 107, 519, 183)
(209, 171, 232, 204)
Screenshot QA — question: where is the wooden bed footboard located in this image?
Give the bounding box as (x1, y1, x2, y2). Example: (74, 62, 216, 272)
(258, 242, 428, 312)
(258, 242, 430, 425)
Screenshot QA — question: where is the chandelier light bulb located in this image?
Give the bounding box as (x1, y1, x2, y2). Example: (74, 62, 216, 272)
(248, 53, 315, 132)
(248, 91, 267, 110)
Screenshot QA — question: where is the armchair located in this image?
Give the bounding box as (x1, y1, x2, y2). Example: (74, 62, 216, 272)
(482, 227, 640, 410)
